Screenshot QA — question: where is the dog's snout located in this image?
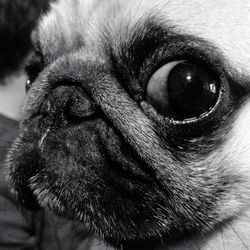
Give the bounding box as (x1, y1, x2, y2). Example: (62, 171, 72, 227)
(40, 86, 96, 127)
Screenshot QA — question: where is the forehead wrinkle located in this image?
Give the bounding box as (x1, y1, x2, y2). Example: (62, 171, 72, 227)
(96, 0, 250, 78)
(36, 0, 250, 77)
(36, 0, 135, 61)
(37, 0, 99, 61)
(98, 0, 250, 79)
(102, 13, 248, 93)
(122, 0, 250, 75)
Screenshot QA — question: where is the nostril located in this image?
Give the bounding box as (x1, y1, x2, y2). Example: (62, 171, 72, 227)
(40, 86, 97, 127)
(64, 91, 96, 122)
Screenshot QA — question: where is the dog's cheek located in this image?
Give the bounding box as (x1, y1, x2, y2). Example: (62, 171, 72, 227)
(225, 101, 250, 177)
(211, 101, 250, 215)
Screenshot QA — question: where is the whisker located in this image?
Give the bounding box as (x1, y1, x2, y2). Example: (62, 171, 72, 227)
(220, 225, 225, 250)
(228, 222, 249, 250)
(193, 238, 201, 250)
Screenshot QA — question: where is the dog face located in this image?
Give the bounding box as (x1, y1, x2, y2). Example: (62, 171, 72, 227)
(7, 0, 250, 249)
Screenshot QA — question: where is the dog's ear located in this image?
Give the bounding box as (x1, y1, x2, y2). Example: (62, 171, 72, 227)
(0, 0, 53, 79)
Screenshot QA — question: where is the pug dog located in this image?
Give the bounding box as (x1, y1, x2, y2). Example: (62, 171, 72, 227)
(6, 0, 250, 249)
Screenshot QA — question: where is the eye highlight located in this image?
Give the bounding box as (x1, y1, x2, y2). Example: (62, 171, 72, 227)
(146, 60, 220, 121)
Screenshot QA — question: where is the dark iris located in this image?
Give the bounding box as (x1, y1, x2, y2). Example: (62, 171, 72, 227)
(167, 62, 219, 119)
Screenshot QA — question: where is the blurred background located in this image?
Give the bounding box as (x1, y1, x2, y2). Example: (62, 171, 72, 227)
(0, 0, 52, 119)
(0, 74, 25, 119)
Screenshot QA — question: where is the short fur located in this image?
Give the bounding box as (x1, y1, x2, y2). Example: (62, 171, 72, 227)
(6, 0, 250, 249)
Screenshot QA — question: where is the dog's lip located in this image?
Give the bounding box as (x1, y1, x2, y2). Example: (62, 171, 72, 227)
(8, 175, 41, 211)
(6, 142, 44, 211)
(11, 117, 156, 209)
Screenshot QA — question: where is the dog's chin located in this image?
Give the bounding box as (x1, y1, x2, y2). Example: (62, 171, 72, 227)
(6, 115, 216, 249)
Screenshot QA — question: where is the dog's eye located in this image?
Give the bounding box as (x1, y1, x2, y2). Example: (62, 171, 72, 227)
(147, 60, 220, 120)
(25, 52, 44, 92)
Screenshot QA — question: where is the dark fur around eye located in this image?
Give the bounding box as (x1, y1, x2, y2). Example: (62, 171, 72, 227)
(105, 16, 250, 157)
(25, 51, 45, 84)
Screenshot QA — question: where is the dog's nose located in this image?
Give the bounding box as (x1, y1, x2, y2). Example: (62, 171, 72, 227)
(40, 86, 96, 127)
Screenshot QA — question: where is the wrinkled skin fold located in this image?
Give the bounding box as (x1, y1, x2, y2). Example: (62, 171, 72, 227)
(6, 0, 250, 249)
